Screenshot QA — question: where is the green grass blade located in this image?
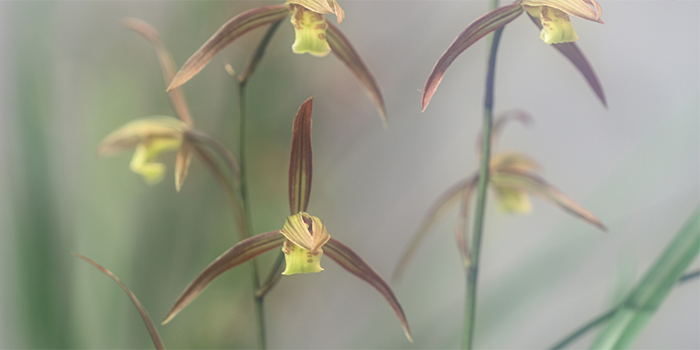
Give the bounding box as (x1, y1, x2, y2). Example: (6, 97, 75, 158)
(590, 207, 700, 349)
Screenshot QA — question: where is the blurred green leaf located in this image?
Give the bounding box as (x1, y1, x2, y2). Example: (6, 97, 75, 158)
(589, 207, 700, 349)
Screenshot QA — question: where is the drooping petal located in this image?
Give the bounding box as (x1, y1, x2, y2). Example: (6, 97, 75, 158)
(491, 169, 606, 230)
(527, 13, 607, 107)
(167, 5, 291, 91)
(280, 212, 331, 252)
(97, 116, 186, 156)
(163, 231, 286, 324)
(73, 253, 165, 350)
(454, 176, 479, 268)
(421, 3, 524, 112)
(174, 141, 192, 192)
(281, 239, 325, 275)
(522, 0, 603, 22)
(393, 176, 478, 280)
(324, 238, 413, 342)
(326, 22, 388, 126)
(289, 97, 314, 214)
(290, 5, 331, 57)
(122, 18, 193, 127)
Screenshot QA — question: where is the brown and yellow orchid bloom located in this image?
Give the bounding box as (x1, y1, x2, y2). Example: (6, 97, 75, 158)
(164, 1, 388, 125)
(162, 97, 412, 341)
(422, 0, 605, 112)
(394, 111, 606, 279)
(99, 19, 239, 192)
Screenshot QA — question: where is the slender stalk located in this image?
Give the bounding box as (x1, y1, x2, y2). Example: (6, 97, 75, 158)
(234, 20, 283, 350)
(548, 269, 700, 350)
(463, 1, 502, 348)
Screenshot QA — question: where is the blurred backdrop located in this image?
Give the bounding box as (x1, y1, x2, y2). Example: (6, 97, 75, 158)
(0, 1, 698, 349)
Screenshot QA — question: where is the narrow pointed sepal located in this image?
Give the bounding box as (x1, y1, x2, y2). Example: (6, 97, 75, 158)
(122, 18, 193, 126)
(421, 3, 524, 112)
(163, 231, 286, 324)
(491, 169, 606, 231)
(326, 22, 388, 126)
(527, 12, 607, 107)
(73, 253, 166, 350)
(167, 5, 291, 91)
(454, 176, 479, 269)
(393, 176, 478, 280)
(174, 142, 192, 192)
(324, 238, 413, 342)
(289, 98, 314, 214)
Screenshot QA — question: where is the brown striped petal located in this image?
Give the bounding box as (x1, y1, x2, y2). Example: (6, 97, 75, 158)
(492, 169, 606, 231)
(527, 13, 607, 107)
(167, 5, 291, 91)
(73, 253, 165, 350)
(421, 3, 524, 112)
(326, 22, 388, 126)
(162, 231, 286, 324)
(289, 97, 314, 214)
(324, 238, 413, 342)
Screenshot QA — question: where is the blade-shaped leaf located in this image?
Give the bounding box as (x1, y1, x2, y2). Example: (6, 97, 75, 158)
(455, 176, 479, 268)
(491, 169, 606, 230)
(324, 238, 413, 342)
(123, 18, 193, 126)
(421, 3, 523, 112)
(73, 253, 165, 350)
(326, 22, 388, 127)
(590, 208, 700, 350)
(174, 142, 192, 192)
(163, 231, 285, 324)
(527, 13, 607, 107)
(167, 5, 291, 91)
(289, 97, 314, 214)
(393, 176, 478, 280)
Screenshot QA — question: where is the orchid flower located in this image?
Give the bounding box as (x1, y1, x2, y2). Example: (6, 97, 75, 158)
(422, 0, 606, 112)
(165, 1, 388, 125)
(161, 97, 412, 342)
(98, 19, 239, 192)
(394, 111, 606, 278)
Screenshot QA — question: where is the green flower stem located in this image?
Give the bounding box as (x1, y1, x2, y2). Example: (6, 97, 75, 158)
(548, 269, 700, 350)
(463, 1, 502, 349)
(237, 81, 266, 349)
(234, 19, 283, 350)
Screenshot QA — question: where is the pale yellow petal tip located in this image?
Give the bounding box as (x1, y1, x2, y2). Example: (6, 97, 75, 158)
(290, 5, 331, 57)
(282, 240, 325, 275)
(539, 6, 579, 44)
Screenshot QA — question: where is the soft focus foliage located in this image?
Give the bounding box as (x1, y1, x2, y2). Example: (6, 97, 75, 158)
(0, 1, 698, 349)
